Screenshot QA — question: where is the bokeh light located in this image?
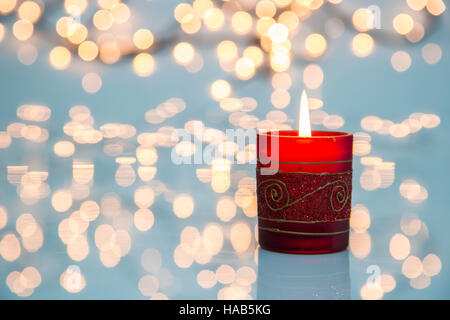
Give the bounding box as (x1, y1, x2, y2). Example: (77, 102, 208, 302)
(0, 0, 446, 301)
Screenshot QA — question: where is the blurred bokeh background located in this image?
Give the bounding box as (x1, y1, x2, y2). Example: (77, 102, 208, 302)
(0, 0, 448, 299)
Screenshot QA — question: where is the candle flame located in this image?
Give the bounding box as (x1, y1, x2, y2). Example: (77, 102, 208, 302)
(298, 90, 311, 137)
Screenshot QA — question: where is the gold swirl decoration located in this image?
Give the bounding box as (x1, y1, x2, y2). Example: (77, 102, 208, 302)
(258, 178, 349, 213)
(258, 179, 291, 211)
(330, 183, 349, 212)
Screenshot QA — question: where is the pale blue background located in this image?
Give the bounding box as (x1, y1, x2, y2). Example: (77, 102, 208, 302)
(0, 0, 449, 299)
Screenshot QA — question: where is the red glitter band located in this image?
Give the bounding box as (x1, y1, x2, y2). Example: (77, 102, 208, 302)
(256, 169, 352, 223)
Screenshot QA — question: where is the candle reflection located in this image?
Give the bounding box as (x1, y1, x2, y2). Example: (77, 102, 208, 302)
(257, 248, 350, 300)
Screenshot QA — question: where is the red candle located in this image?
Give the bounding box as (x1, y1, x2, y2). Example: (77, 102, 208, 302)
(256, 91, 353, 254)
